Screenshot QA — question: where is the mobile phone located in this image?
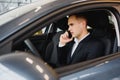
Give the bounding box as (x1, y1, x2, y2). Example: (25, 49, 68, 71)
(67, 31, 72, 38)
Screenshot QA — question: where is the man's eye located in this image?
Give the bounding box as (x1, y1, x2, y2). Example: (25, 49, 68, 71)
(70, 23, 73, 26)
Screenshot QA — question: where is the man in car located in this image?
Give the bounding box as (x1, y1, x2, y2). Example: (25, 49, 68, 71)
(57, 14, 105, 67)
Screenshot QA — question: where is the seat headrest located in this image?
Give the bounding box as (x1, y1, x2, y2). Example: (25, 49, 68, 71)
(85, 11, 110, 37)
(87, 12, 109, 29)
(54, 17, 68, 31)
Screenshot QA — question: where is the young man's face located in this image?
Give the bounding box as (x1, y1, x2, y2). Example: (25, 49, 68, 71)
(68, 15, 85, 39)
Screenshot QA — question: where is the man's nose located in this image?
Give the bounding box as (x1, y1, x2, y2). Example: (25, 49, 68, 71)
(68, 27, 71, 31)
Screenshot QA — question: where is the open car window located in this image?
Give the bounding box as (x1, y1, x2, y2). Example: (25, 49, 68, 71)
(11, 8, 118, 69)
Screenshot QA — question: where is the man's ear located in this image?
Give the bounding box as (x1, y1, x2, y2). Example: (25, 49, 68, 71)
(82, 20, 87, 27)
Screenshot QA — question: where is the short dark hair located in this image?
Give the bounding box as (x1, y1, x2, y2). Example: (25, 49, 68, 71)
(69, 13, 87, 23)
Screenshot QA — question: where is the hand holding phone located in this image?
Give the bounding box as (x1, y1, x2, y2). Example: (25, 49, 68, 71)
(59, 31, 73, 45)
(67, 31, 72, 38)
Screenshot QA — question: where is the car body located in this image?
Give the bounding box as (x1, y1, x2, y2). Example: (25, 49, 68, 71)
(0, 0, 120, 80)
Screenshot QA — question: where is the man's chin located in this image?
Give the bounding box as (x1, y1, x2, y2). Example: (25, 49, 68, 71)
(72, 35, 75, 38)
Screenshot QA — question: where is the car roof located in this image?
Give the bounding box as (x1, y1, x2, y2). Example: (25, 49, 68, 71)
(0, 0, 120, 42)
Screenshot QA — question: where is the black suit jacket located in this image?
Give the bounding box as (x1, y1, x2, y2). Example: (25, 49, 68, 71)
(57, 34, 105, 67)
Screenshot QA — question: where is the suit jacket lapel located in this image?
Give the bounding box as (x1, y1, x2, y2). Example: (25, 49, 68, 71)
(67, 40, 75, 64)
(70, 35, 92, 64)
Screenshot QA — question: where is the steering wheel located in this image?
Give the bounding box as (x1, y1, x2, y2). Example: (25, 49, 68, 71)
(24, 39, 41, 58)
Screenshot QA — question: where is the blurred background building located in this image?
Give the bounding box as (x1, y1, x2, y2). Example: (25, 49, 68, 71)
(0, 0, 39, 14)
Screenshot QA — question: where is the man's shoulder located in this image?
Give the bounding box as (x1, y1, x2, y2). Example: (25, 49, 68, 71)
(87, 35, 104, 45)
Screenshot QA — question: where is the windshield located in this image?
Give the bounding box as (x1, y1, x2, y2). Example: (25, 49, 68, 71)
(0, 0, 56, 26)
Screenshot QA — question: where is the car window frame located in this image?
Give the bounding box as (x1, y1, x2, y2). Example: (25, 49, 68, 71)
(23, 2, 120, 69)
(38, 2, 120, 75)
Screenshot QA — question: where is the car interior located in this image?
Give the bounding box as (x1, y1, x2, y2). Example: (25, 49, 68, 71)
(12, 9, 117, 69)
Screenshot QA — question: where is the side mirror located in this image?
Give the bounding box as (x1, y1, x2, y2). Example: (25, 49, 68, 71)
(0, 52, 58, 80)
